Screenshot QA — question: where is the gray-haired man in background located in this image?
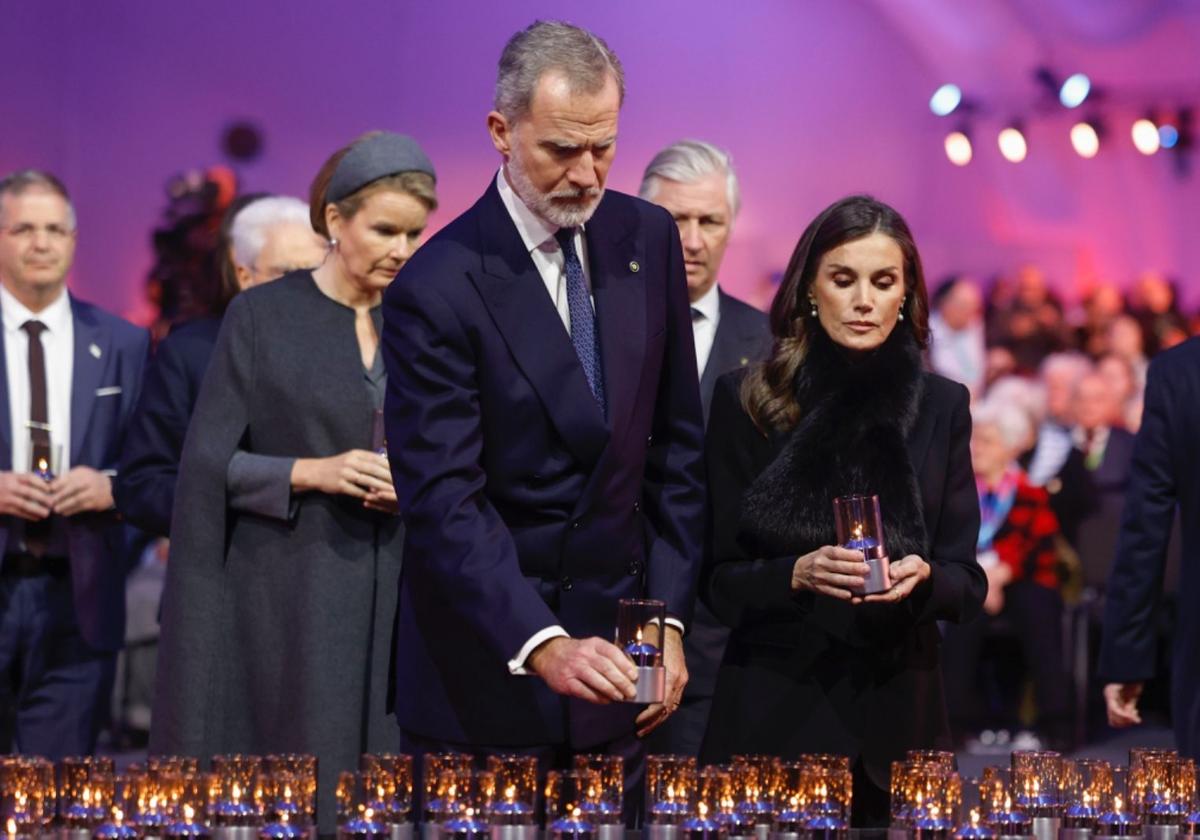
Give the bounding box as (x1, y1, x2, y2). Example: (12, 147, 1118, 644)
(640, 140, 769, 756)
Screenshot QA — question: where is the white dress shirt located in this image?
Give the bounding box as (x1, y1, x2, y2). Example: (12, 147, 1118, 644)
(928, 311, 986, 398)
(2, 285, 73, 476)
(495, 168, 683, 676)
(690, 282, 721, 377)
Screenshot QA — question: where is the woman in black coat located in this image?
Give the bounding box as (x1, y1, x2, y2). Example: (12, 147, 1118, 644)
(699, 195, 985, 825)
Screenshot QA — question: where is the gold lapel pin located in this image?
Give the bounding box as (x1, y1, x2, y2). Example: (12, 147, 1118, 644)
(89, 343, 102, 359)
(629, 260, 640, 273)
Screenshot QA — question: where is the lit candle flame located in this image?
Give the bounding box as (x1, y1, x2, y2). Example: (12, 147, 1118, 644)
(37, 458, 48, 473)
(1004, 794, 1012, 812)
(1115, 796, 1124, 813)
(364, 807, 374, 821)
(666, 784, 676, 802)
(1083, 792, 1092, 807)
(571, 807, 582, 820)
(83, 787, 93, 806)
(114, 808, 125, 826)
(286, 785, 295, 800)
(816, 783, 827, 800)
(852, 523, 863, 541)
(506, 785, 516, 803)
(970, 809, 981, 827)
(699, 803, 709, 818)
(183, 805, 195, 822)
(232, 783, 242, 804)
(1032, 779, 1040, 797)
(931, 805, 941, 820)
(6, 818, 16, 837)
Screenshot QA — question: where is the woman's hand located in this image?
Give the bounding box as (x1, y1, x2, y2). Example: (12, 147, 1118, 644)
(292, 450, 395, 504)
(861, 554, 931, 604)
(791, 546, 870, 600)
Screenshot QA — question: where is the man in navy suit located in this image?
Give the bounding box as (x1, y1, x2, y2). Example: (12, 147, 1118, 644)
(0, 170, 149, 757)
(382, 21, 705, 798)
(637, 140, 769, 756)
(1099, 336, 1200, 758)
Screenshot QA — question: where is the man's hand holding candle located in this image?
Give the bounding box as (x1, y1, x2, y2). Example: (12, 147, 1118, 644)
(49, 466, 114, 516)
(527, 637, 638, 704)
(635, 625, 687, 737)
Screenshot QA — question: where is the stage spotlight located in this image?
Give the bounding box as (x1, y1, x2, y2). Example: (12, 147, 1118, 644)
(944, 130, 973, 166)
(1071, 121, 1100, 158)
(1059, 73, 1091, 109)
(930, 84, 963, 116)
(1132, 118, 1160, 155)
(998, 125, 1028, 162)
(1159, 123, 1180, 149)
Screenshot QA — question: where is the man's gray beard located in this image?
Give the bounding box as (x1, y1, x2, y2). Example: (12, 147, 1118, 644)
(506, 151, 603, 229)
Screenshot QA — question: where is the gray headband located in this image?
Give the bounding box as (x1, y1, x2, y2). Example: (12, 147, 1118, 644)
(326, 132, 436, 203)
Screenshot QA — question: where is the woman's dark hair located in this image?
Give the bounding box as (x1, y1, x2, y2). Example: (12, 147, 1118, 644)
(742, 194, 931, 433)
(308, 132, 438, 237)
(214, 192, 271, 314)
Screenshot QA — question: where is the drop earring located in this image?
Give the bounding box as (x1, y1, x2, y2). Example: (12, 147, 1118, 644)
(898, 297, 907, 321)
(809, 298, 818, 317)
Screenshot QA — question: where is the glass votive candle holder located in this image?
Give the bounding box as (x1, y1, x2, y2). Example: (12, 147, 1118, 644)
(912, 773, 960, 840)
(1094, 795, 1141, 839)
(1011, 750, 1063, 818)
(210, 757, 262, 830)
(361, 754, 414, 827)
(801, 767, 851, 840)
(484, 756, 536, 831)
(259, 771, 310, 832)
(165, 803, 211, 840)
(422, 756, 473, 827)
(572, 756, 623, 829)
(907, 752, 957, 774)
(616, 599, 667, 704)
(439, 774, 495, 840)
(731, 756, 778, 831)
(545, 772, 597, 840)
(337, 773, 389, 840)
(955, 808, 995, 840)
(1061, 759, 1113, 831)
(646, 757, 697, 826)
(263, 757, 316, 827)
(94, 806, 140, 840)
(891, 762, 945, 829)
(832, 493, 889, 594)
(62, 757, 117, 828)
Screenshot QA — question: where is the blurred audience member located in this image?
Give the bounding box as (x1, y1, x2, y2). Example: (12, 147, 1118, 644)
(1075, 282, 1125, 359)
(943, 400, 1069, 750)
(116, 195, 325, 538)
(929, 275, 986, 398)
(1129, 271, 1189, 355)
(1106, 315, 1148, 388)
(988, 265, 1066, 375)
(1097, 353, 1143, 432)
(1071, 373, 1137, 587)
(1022, 353, 1098, 551)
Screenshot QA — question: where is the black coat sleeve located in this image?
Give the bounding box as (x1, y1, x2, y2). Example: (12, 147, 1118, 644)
(115, 331, 199, 537)
(907, 381, 986, 624)
(700, 373, 807, 628)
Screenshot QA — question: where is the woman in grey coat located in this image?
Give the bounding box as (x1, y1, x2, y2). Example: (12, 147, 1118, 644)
(150, 132, 438, 832)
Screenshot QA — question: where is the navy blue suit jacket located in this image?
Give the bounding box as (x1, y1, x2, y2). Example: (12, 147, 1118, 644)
(115, 317, 221, 537)
(1098, 337, 1200, 757)
(382, 180, 706, 748)
(0, 295, 149, 652)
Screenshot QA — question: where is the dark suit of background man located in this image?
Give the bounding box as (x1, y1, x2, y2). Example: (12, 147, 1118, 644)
(637, 140, 769, 757)
(1099, 336, 1200, 759)
(0, 170, 148, 758)
(382, 21, 705, 804)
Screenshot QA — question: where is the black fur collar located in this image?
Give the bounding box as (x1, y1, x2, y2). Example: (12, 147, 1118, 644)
(741, 322, 929, 565)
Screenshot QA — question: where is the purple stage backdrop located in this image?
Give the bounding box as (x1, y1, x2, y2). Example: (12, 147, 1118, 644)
(5, 0, 1200, 320)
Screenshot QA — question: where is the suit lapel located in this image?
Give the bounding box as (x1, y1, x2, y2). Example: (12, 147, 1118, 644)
(587, 201, 643, 449)
(70, 297, 108, 465)
(470, 182, 609, 467)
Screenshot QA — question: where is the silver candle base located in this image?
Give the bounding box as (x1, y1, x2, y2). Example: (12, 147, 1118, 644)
(1032, 817, 1061, 840)
(60, 829, 92, 840)
(646, 825, 679, 840)
(421, 824, 442, 840)
(768, 831, 802, 840)
(213, 827, 261, 840)
(887, 827, 908, 840)
(632, 665, 666, 704)
(1144, 827, 1179, 840)
(391, 825, 414, 840)
(999, 835, 1036, 840)
(1058, 828, 1091, 840)
(756, 824, 771, 840)
(862, 555, 891, 595)
(595, 825, 624, 840)
(489, 826, 536, 840)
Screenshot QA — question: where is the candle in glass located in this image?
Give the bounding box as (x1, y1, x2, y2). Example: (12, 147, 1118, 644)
(1095, 796, 1140, 838)
(483, 757, 536, 828)
(832, 494, 890, 595)
(166, 805, 211, 840)
(422, 756, 473, 826)
(681, 803, 724, 840)
(616, 599, 667, 704)
(362, 755, 413, 827)
(731, 756, 777, 830)
(572, 756, 623, 828)
(955, 810, 995, 840)
(646, 757, 696, 825)
(546, 773, 598, 840)
(94, 809, 139, 840)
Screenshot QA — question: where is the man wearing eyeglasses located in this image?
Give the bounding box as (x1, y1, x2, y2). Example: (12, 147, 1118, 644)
(0, 169, 148, 758)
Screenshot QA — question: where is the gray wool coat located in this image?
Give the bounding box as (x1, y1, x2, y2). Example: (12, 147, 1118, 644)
(151, 272, 403, 830)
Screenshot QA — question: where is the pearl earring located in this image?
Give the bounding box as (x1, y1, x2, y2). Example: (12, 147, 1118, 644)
(899, 296, 907, 321)
(809, 298, 817, 317)
(329, 237, 339, 248)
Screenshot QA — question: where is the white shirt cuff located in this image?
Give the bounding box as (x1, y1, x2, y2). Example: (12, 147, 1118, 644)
(508, 625, 570, 676)
(665, 617, 685, 635)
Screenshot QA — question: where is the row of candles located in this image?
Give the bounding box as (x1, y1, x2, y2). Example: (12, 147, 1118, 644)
(2, 749, 1197, 840)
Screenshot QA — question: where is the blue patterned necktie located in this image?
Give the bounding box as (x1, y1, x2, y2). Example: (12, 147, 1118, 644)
(555, 227, 606, 415)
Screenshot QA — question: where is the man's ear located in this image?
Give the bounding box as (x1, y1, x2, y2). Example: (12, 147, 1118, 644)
(487, 111, 513, 158)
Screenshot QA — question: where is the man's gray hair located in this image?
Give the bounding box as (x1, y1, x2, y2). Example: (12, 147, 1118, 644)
(1039, 351, 1093, 384)
(0, 169, 77, 230)
(638, 139, 741, 217)
(230, 195, 313, 269)
(494, 20, 625, 121)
